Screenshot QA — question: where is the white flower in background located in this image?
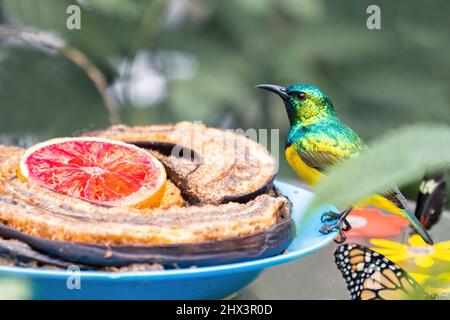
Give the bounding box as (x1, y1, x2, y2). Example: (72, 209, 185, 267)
(109, 50, 198, 109)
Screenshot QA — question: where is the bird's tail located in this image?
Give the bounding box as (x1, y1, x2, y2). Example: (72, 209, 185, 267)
(362, 193, 433, 245)
(401, 208, 433, 245)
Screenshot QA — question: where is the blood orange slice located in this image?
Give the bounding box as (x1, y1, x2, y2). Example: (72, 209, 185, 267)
(18, 137, 167, 208)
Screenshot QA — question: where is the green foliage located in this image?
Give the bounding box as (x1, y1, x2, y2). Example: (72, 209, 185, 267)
(0, 47, 110, 137)
(0, 0, 449, 198)
(310, 124, 450, 211)
(2, 0, 167, 67)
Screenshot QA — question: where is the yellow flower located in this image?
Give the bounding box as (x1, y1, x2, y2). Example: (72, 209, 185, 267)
(370, 234, 450, 269)
(409, 272, 450, 295)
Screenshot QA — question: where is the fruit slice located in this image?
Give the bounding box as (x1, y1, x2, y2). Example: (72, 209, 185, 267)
(18, 137, 166, 208)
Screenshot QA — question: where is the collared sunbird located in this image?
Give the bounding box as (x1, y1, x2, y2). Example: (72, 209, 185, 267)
(257, 83, 433, 244)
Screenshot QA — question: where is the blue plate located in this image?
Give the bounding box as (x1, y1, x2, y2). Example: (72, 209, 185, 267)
(0, 181, 337, 299)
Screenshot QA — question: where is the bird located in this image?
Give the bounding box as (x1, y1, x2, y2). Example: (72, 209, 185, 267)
(256, 83, 433, 244)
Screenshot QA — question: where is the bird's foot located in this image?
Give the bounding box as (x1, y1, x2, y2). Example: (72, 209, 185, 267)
(319, 209, 353, 244)
(320, 222, 348, 244)
(320, 211, 341, 223)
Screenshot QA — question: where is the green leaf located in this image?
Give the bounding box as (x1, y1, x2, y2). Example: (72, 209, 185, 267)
(310, 124, 450, 211)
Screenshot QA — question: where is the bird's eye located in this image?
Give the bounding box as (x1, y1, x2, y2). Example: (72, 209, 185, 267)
(293, 92, 306, 100)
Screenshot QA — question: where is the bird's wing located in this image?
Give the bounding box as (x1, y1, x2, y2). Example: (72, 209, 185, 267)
(291, 121, 365, 174)
(296, 131, 364, 173)
(296, 131, 406, 210)
(297, 150, 342, 173)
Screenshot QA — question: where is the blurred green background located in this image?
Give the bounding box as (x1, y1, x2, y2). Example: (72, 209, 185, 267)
(0, 0, 448, 192)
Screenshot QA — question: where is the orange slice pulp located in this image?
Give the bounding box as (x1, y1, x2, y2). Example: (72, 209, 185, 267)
(18, 137, 167, 208)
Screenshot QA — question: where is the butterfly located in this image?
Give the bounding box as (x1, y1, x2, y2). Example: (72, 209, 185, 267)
(414, 170, 447, 230)
(335, 244, 435, 300)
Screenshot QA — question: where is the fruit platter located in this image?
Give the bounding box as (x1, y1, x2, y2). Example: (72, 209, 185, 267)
(0, 121, 337, 299)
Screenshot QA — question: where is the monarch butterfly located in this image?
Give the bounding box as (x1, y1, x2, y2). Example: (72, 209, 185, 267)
(335, 244, 435, 300)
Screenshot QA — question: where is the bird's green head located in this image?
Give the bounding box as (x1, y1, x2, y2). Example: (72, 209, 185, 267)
(257, 83, 335, 125)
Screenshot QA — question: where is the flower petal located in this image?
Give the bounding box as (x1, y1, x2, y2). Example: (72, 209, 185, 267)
(371, 248, 403, 256)
(414, 255, 434, 268)
(423, 272, 450, 294)
(433, 250, 450, 262)
(383, 253, 411, 263)
(424, 287, 450, 294)
(408, 272, 430, 285)
(370, 238, 406, 250)
(434, 241, 450, 250)
(408, 234, 426, 246)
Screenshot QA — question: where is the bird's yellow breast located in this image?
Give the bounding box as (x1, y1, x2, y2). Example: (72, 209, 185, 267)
(285, 146, 404, 217)
(285, 145, 323, 185)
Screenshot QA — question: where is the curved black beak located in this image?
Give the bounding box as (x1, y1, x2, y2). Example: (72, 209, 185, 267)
(256, 84, 289, 100)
